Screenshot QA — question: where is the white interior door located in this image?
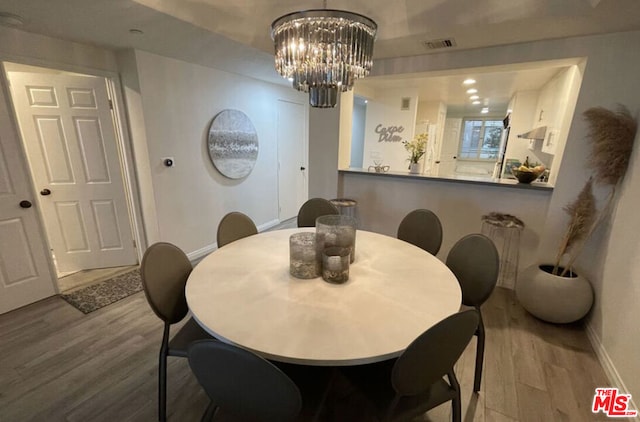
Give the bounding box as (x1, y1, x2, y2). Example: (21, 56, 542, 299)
(8, 70, 136, 273)
(0, 78, 56, 314)
(437, 118, 462, 177)
(277, 100, 307, 221)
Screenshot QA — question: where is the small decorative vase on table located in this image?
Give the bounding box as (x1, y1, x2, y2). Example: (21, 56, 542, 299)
(322, 246, 350, 284)
(289, 232, 321, 279)
(316, 215, 357, 264)
(403, 132, 427, 175)
(516, 264, 593, 324)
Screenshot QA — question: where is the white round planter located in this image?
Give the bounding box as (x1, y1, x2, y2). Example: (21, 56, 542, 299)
(516, 264, 594, 324)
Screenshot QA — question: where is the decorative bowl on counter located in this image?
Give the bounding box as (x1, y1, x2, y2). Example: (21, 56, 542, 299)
(511, 166, 544, 184)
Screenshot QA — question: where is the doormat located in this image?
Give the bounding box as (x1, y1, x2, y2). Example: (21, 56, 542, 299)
(61, 269, 142, 314)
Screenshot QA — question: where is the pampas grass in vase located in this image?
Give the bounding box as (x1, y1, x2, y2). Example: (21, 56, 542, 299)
(553, 105, 637, 276)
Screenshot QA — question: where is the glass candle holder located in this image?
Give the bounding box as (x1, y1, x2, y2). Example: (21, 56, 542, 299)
(316, 215, 357, 263)
(322, 246, 350, 284)
(289, 232, 321, 279)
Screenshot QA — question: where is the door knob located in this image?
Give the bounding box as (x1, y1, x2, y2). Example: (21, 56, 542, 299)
(40, 188, 51, 196)
(19, 200, 32, 208)
(300, 167, 306, 171)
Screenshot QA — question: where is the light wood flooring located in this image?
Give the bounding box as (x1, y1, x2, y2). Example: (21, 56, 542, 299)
(0, 285, 615, 422)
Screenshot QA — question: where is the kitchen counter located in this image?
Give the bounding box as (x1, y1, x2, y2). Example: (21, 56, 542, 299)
(339, 168, 553, 191)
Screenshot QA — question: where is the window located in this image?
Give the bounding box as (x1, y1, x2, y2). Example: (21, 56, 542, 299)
(458, 119, 503, 160)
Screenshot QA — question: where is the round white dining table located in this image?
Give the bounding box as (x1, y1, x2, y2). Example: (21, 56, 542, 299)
(186, 228, 461, 366)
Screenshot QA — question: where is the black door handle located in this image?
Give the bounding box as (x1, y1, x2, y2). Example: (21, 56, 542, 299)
(20, 200, 32, 208)
(300, 167, 306, 171)
(40, 188, 51, 196)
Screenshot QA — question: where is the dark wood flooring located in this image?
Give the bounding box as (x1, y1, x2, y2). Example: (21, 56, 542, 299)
(0, 286, 613, 421)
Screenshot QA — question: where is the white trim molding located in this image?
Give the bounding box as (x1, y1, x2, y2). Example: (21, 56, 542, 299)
(586, 321, 639, 421)
(187, 218, 282, 264)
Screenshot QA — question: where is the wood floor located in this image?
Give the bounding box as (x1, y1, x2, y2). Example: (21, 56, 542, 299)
(0, 286, 613, 421)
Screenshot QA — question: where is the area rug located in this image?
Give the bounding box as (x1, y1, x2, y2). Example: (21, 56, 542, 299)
(61, 269, 142, 314)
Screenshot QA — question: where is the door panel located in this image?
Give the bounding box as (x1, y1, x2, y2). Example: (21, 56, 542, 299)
(8, 71, 136, 273)
(55, 201, 90, 252)
(75, 117, 110, 182)
(34, 116, 75, 183)
(0, 218, 39, 284)
(277, 100, 307, 221)
(437, 118, 461, 177)
(91, 200, 124, 250)
(0, 76, 55, 314)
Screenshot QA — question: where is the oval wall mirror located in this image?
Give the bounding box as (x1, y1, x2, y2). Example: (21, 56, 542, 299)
(208, 109, 259, 179)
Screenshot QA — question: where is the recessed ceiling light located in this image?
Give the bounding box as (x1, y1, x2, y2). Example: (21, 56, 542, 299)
(466, 88, 477, 94)
(463, 79, 476, 85)
(507, 108, 513, 114)
(481, 107, 489, 114)
(469, 95, 479, 100)
(0, 12, 25, 26)
(129, 28, 144, 35)
(472, 100, 481, 105)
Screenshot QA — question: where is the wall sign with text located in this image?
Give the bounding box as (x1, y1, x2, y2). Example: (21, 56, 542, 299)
(375, 124, 405, 142)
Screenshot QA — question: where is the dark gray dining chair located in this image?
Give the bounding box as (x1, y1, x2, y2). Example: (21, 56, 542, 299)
(397, 209, 443, 255)
(216, 212, 258, 248)
(188, 340, 302, 422)
(446, 234, 499, 392)
(140, 242, 214, 422)
(297, 198, 339, 227)
(339, 310, 480, 422)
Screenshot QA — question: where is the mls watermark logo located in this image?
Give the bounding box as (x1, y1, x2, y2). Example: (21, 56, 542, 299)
(592, 388, 638, 417)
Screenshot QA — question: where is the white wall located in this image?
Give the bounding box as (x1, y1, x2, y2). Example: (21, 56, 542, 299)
(361, 89, 418, 172)
(308, 103, 341, 199)
(0, 26, 117, 74)
(416, 101, 443, 125)
(123, 50, 307, 257)
(338, 30, 640, 401)
(338, 90, 354, 169)
(350, 102, 366, 168)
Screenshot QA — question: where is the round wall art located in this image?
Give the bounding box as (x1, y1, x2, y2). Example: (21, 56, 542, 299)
(208, 109, 259, 179)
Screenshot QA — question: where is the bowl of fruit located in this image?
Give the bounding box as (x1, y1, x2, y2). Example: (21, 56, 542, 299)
(511, 157, 545, 184)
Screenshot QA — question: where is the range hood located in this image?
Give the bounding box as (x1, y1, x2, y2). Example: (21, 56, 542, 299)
(517, 126, 547, 140)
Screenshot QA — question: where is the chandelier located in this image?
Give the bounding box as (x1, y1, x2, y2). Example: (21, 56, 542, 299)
(271, 8, 377, 108)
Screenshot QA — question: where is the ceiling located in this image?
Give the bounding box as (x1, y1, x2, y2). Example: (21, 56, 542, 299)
(1, 0, 639, 107)
(355, 59, 581, 115)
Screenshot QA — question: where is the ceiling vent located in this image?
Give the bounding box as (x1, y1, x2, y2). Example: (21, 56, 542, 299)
(423, 38, 457, 50)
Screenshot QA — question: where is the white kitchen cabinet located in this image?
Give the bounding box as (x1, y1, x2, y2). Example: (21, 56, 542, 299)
(534, 75, 562, 129)
(541, 128, 558, 155)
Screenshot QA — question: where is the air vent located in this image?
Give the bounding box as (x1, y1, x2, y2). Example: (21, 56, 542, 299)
(423, 38, 457, 50)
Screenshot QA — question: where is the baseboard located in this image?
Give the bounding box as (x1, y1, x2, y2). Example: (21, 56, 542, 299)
(585, 321, 639, 420)
(257, 219, 281, 232)
(187, 243, 217, 264)
(186, 218, 283, 264)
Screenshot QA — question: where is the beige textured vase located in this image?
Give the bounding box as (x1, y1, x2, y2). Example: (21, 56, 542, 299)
(516, 264, 594, 324)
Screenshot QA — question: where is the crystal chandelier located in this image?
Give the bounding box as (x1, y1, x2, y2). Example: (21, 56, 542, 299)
(271, 8, 377, 108)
